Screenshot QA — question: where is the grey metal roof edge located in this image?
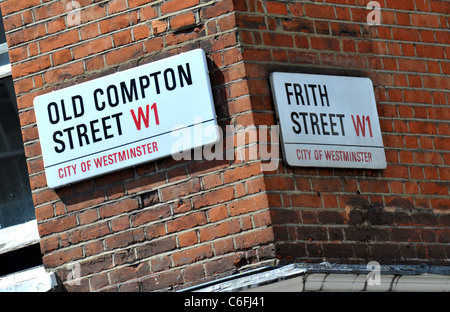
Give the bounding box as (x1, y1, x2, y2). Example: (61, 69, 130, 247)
(179, 262, 450, 292)
(292, 262, 450, 276)
(178, 265, 284, 292)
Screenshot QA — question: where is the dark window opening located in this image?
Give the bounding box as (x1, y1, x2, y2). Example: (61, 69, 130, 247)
(0, 76, 35, 229)
(0, 244, 43, 277)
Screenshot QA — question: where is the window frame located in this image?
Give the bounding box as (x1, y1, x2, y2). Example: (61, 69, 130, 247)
(0, 42, 38, 254)
(0, 8, 55, 292)
(0, 220, 40, 255)
(0, 42, 11, 78)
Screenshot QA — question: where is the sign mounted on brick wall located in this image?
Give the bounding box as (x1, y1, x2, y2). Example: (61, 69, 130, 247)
(34, 49, 219, 188)
(270, 72, 386, 170)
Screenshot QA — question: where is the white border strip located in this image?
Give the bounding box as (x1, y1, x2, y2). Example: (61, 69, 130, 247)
(0, 219, 40, 255)
(0, 265, 57, 292)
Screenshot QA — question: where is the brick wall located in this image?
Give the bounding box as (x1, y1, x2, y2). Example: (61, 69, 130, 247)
(232, 0, 449, 265)
(3, 0, 279, 291)
(2, 0, 448, 291)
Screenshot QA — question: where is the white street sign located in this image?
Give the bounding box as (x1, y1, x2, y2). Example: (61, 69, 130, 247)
(34, 49, 219, 188)
(270, 72, 386, 169)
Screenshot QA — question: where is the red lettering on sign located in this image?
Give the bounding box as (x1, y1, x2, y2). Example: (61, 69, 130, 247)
(130, 103, 159, 130)
(351, 115, 373, 137)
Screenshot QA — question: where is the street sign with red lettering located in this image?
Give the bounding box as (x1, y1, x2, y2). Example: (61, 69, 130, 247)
(270, 72, 386, 170)
(34, 49, 219, 188)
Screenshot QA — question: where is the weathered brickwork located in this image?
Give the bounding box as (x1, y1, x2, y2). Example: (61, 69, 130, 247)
(231, 0, 449, 266)
(2, 0, 448, 291)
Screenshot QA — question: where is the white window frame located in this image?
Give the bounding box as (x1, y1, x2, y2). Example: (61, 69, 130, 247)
(0, 41, 39, 254)
(0, 43, 11, 79)
(0, 220, 40, 255)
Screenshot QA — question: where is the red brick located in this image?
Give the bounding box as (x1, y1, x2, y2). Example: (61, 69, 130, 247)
(199, 219, 240, 242)
(2, 13, 23, 32)
(207, 205, 228, 222)
(310, 37, 340, 51)
(44, 61, 84, 84)
(108, 0, 128, 14)
(112, 29, 133, 47)
(317, 210, 346, 225)
(201, 0, 233, 19)
(192, 187, 234, 209)
(140, 269, 183, 291)
(143, 223, 165, 240)
(131, 205, 171, 227)
(234, 227, 274, 250)
(139, 6, 157, 21)
(39, 236, 59, 254)
(391, 228, 421, 242)
(171, 244, 213, 266)
(35, 204, 54, 221)
(235, 13, 266, 30)
(223, 163, 261, 184)
(410, 13, 440, 28)
(78, 209, 99, 225)
(11, 55, 51, 78)
(73, 36, 113, 59)
(105, 229, 145, 250)
(43, 247, 83, 268)
(70, 222, 110, 244)
(271, 209, 300, 224)
(311, 178, 342, 193)
(151, 19, 168, 35)
(392, 28, 420, 42)
(1, 0, 40, 16)
(5, 0, 450, 291)
(359, 180, 389, 193)
(38, 215, 77, 236)
(263, 32, 293, 47)
(178, 230, 198, 247)
(228, 193, 269, 217)
(109, 262, 150, 284)
(291, 193, 322, 208)
(160, 179, 201, 201)
(171, 12, 196, 30)
(99, 12, 138, 34)
(266, 1, 288, 15)
(304, 4, 335, 19)
(133, 24, 151, 41)
(39, 30, 79, 53)
(387, 0, 417, 11)
(419, 182, 448, 195)
(264, 176, 295, 191)
(143, 36, 164, 54)
(202, 173, 222, 190)
(98, 199, 139, 218)
(161, 0, 199, 14)
(79, 4, 107, 24)
(166, 211, 207, 233)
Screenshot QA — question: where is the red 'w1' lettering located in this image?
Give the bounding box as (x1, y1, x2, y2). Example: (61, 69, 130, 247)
(351, 115, 373, 137)
(130, 103, 160, 130)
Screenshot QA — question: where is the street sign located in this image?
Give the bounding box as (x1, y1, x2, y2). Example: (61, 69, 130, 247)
(34, 49, 219, 188)
(270, 72, 386, 169)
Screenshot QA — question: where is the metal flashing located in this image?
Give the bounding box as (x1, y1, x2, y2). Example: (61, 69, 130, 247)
(180, 263, 450, 292)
